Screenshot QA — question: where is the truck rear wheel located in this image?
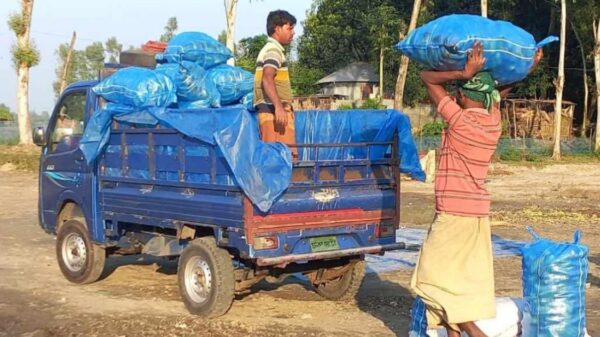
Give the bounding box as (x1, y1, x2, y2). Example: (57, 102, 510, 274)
(315, 260, 365, 301)
(56, 220, 106, 284)
(177, 237, 234, 317)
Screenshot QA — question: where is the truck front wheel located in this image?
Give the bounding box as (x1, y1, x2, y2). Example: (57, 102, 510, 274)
(178, 237, 234, 317)
(56, 220, 106, 284)
(314, 260, 365, 301)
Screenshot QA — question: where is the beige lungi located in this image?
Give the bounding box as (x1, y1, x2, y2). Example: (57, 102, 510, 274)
(411, 213, 496, 331)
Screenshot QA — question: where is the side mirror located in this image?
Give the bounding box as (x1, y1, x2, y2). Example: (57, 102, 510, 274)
(32, 127, 46, 146)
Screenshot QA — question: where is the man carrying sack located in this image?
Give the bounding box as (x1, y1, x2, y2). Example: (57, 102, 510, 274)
(411, 43, 543, 337)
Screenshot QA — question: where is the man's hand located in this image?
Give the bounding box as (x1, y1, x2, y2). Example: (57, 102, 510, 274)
(529, 48, 543, 74)
(463, 41, 486, 80)
(274, 104, 288, 133)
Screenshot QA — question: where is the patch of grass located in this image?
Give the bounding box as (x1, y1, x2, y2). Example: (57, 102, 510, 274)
(0, 145, 40, 171)
(0, 137, 19, 145)
(495, 206, 599, 225)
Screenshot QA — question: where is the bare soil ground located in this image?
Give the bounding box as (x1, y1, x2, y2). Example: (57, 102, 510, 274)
(0, 161, 598, 337)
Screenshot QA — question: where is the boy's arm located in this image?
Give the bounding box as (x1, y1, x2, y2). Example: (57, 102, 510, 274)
(262, 67, 287, 132)
(420, 42, 486, 107)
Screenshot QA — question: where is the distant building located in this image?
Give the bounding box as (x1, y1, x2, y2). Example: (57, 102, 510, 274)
(316, 62, 379, 101)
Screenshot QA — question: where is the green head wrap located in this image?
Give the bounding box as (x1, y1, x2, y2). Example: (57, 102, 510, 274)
(458, 72, 501, 110)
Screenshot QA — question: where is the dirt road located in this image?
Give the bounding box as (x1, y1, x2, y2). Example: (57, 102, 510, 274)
(0, 162, 598, 337)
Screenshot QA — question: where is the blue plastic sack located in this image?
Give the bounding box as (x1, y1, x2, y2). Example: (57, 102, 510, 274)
(155, 61, 220, 106)
(178, 98, 214, 109)
(92, 67, 176, 108)
(240, 92, 255, 111)
(408, 297, 430, 337)
(207, 64, 254, 105)
(156, 32, 232, 68)
(521, 227, 588, 337)
(395, 14, 558, 85)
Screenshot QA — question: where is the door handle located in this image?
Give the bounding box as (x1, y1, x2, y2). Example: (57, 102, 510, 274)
(75, 156, 84, 162)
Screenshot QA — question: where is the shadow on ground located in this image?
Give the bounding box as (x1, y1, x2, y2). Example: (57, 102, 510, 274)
(356, 273, 414, 337)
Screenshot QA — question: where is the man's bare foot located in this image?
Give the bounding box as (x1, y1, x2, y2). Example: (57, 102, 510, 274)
(442, 322, 461, 337)
(458, 322, 489, 337)
(445, 328, 461, 337)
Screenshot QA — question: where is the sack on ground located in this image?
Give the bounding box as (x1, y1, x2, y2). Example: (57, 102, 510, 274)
(521, 227, 588, 337)
(156, 32, 232, 67)
(409, 297, 525, 337)
(92, 67, 176, 108)
(207, 64, 254, 105)
(155, 61, 220, 106)
(395, 14, 558, 85)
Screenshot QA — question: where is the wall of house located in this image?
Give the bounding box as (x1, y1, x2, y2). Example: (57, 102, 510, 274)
(321, 83, 377, 100)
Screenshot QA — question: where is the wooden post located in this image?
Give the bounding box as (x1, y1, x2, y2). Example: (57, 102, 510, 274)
(552, 0, 566, 160)
(59, 31, 77, 95)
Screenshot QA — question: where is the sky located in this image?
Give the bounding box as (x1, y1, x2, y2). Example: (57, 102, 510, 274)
(0, 0, 313, 114)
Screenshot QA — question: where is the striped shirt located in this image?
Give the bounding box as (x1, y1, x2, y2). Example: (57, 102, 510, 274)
(435, 96, 502, 217)
(253, 37, 293, 108)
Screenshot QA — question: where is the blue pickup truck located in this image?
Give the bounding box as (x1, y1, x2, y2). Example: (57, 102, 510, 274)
(33, 75, 415, 317)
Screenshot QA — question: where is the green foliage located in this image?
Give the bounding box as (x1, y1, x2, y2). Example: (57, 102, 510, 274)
(419, 121, 446, 136)
(160, 17, 178, 42)
(337, 103, 354, 110)
(105, 37, 122, 64)
(235, 34, 267, 72)
(53, 40, 112, 96)
(290, 62, 325, 96)
(0, 104, 13, 121)
(7, 13, 26, 36)
(8, 11, 40, 69)
(360, 98, 385, 109)
(11, 42, 40, 68)
(218, 30, 227, 45)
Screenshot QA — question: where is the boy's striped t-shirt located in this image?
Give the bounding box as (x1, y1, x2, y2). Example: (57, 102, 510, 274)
(253, 37, 293, 108)
(435, 96, 502, 217)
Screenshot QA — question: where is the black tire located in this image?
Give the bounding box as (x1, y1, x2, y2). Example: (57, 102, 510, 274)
(177, 237, 235, 317)
(315, 260, 365, 301)
(56, 220, 106, 284)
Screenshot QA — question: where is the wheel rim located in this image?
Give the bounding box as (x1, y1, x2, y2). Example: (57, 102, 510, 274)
(62, 232, 87, 272)
(184, 256, 212, 304)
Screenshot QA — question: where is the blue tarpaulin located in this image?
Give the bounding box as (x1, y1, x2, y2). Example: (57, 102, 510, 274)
(80, 107, 425, 211)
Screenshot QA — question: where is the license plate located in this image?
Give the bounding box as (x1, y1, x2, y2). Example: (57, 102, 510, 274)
(309, 236, 340, 253)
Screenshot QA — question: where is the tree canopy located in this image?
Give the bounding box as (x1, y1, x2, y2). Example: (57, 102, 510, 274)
(52, 37, 122, 96)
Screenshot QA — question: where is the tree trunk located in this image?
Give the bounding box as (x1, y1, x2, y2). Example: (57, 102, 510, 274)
(224, 0, 238, 66)
(17, 64, 33, 144)
(16, 0, 35, 145)
(569, 20, 588, 136)
(593, 20, 600, 152)
(481, 0, 488, 18)
(552, 0, 567, 160)
(379, 46, 384, 99)
(394, 0, 422, 111)
(59, 31, 77, 95)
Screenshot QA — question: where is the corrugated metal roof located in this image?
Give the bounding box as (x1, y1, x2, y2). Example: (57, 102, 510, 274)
(316, 62, 379, 84)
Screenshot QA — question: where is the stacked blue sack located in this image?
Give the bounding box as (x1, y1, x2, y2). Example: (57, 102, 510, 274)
(93, 31, 255, 111)
(92, 67, 177, 108)
(395, 14, 558, 85)
(156, 32, 255, 109)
